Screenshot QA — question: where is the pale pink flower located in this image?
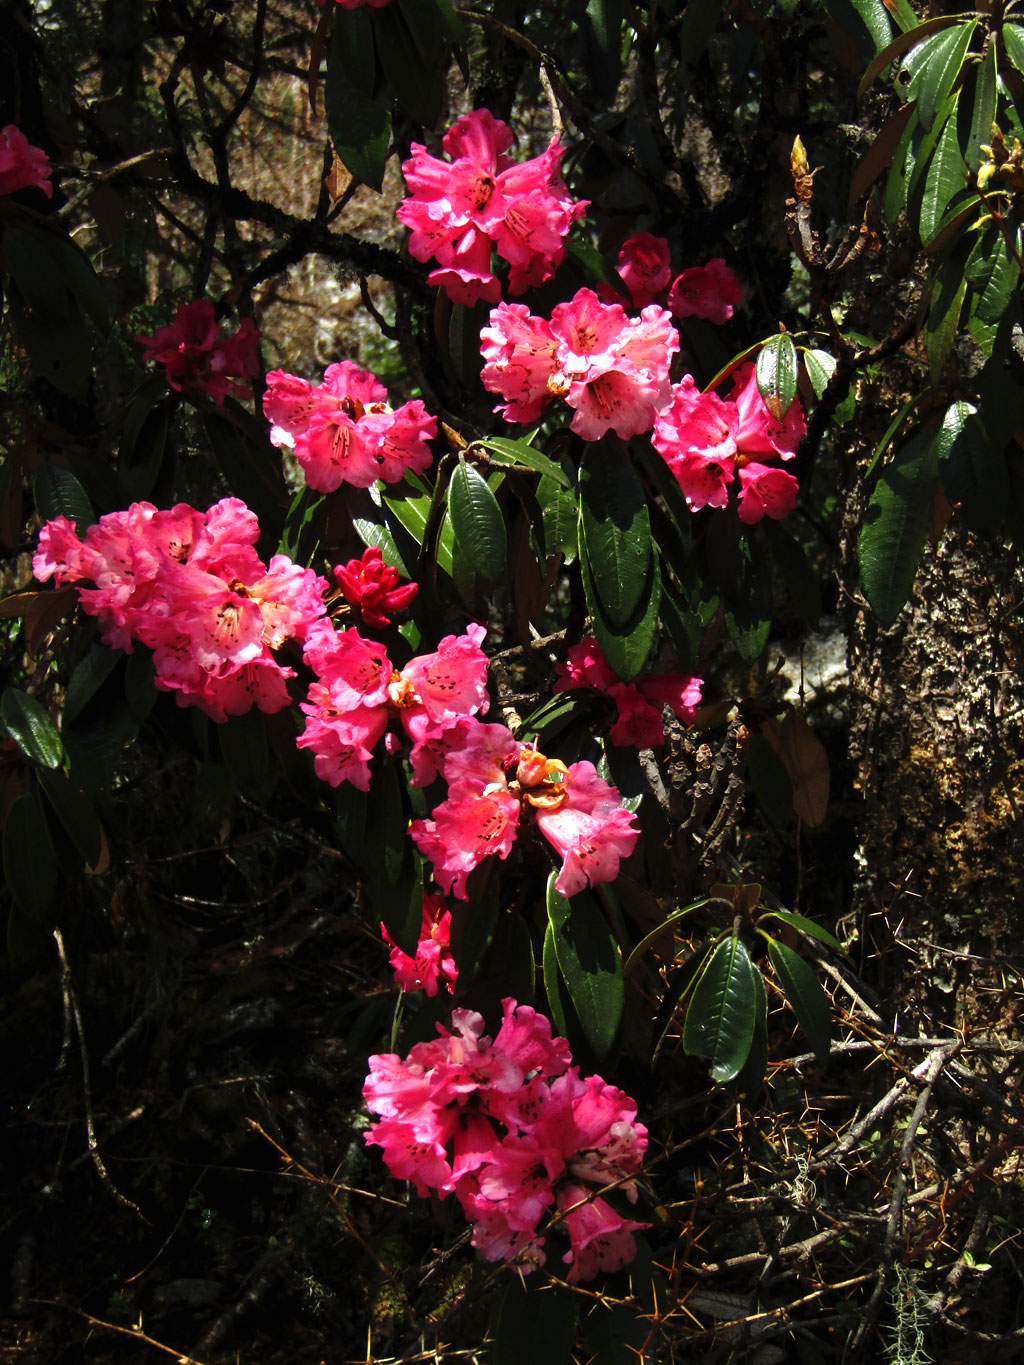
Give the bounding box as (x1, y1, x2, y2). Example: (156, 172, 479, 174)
(736, 462, 800, 523)
(0, 125, 52, 198)
(668, 257, 744, 324)
(399, 109, 587, 306)
(479, 303, 560, 424)
(263, 360, 435, 492)
(381, 895, 458, 997)
(557, 1186, 649, 1283)
(137, 300, 259, 405)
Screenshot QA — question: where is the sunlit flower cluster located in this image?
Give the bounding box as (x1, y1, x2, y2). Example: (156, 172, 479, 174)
(33, 499, 327, 720)
(606, 233, 744, 324)
(363, 999, 648, 1280)
(554, 637, 703, 747)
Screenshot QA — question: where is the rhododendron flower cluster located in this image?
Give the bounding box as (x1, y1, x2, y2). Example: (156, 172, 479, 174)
(297, 622, 488, 790)
(652, 362, 805, 523)
(0, 125, 53, 198)
(480, 287, 678, 440)
(363, 999, 648, 1280)
(137, 300, 260, 405)
(554, 637, 703, 747)
(381, 895, 457, 996)
(668, 256, 745, 325)
(263, 360, 435, 493)
(398, 109, 587, 306)
(410, 721, 639, 899)
(333, 546, 417, 628)
(33, 499, 327, 720)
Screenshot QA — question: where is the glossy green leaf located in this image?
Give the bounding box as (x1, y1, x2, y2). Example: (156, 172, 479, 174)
(373, 1, 446, 125)
(33, 462, 95, 533)
(476, 435, 570, 488)
(382, 484, 454, 576)
(578, 439, 652, 629)
(3, 223, 108, 330)
(966, 38, 998, 167)
(325, 18, 391, 191)
(278, 485, 325, 562)
(3, 791, 58, 919)
(448, 456, 506, 580)
(919, 105, 967, 243)
(966, 221, 1021, 324)
(564, 238, 629, 299)
(912, 20, 975, 128)
(1, 689, 63, 769)
(767, 938, 832, 1062)
(857, 15, 961, 99)
(546, 874, 624, 1061)
(733, 967, 768, 1101)
(651, 948, 711, 1065)
(37, 768, 103, 869)
(759, 908, 843, 952)
(755, 333, 798, 421)
(1003, 23, 1024, 78)
(542, 921, 571, 1040)
(118, 383, 173, 503)
(858, 430, 939, 628)
(536, 475, 578, 562)
(581, 540, 661, 681)
(623, 898, 710, 975)
(803, 347, 837, 399)
(925, 255, 969, 383)
(63, 645, 121, 725)
(884, 105, 920, 224)
(938, 400, 1008, 533)
(683, 935, 757, 1083)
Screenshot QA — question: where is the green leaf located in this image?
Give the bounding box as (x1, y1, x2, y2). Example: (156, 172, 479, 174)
(202, 405, 288, 542)
(581, 541, 661, 681)
(476, 435, 570, 488)
(966, 221, 1021, 324)
(733, 967, 768, 1102)
(924, 250, 969, 382)
(1, 689, 63, 769)
(373, 1, 446, 125)
(764, 523, 821, 626)
(623, 897, 710, 975)
(858, 430, 940, 628)
(325, 19, 391, 191)
(803, 347, 837, 399)
(33, 463, 95, 532)
(755, 333, 798, 421)
(3, 223, 109, 330)
(884, 105, 920, 225)
(564, 238, 629, 300)
(367, 759, 407, 887)
(578, 438, 652, 629)
(938, 400, 1008, 534)
(448, 456, 506, 580)
(277, 485, 325, 562)
(382, 481, 455, 577)
(542, 921, 571, 1040)
(766, 938, 832, 1062)
(912, 20, 975, 129)
(218, 710, 273, 805)
(918, 104, 967, 244)
(1003, 23, 1024, 78)
(759, 908, 843, 952)
(491, 1279, 577, 1365)
(651, 948, 712, 1065)
(3, 791, 58, 919)
(857, 15, 961, 99)
(63, 645, 121, 726)
(37, 768, 103, 869)
(546, 874, 624, 1061)
(966, 38, 998, 167)
(683, 935, 757, 1083)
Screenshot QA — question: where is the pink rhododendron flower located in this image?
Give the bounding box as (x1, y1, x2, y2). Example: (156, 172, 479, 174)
(263, 360, 435, 493)
(297, 622, 489, 790)
(0, 125, 53, 198)
(409, 721, 638, 899)
(554, 636, 702, 746)
(137, 300, 259, 405)
(33, 499, 327, 721)
(668, 257, 744, 325)
(363, 999, 648, 1279)
(381, 895, 458, 997)
(398, 109, 587, 306)
(480, 288, 678, 440)
(333, 546, 417, 627)
(612, 232, 672, 308)
(651, 362, 803, 522)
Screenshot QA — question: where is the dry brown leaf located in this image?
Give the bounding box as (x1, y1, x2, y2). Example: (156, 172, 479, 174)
(761, 713, 830, 826)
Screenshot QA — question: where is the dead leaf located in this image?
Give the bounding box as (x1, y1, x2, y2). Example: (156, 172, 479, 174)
(761, 714, 830, 826)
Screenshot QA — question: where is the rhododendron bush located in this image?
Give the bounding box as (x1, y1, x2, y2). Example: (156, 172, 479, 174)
(5, 0, 1023, 1360)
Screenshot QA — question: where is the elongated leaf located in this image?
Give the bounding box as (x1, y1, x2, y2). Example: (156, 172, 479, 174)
(683, 935, 757, 1083)
(546, 875, 624, 1061)
(382, 485, 454, 576)
(847, 0, 894, 57)
(938, 400, 1008, 533)
(623, 897, 710, 975)
(581, 540, 661, 681)
(1003, 23, 1024, 77)
(803, 348, 837, 399)
(733, 967, 768, 1101)
(651, 948, 712, 1065)
(857, 15, 961, 99)
(966, 220, 1021, 324)
(755, 333, 798, 420)
(564, 238, 629, 299)
(38, 768, 103, 868)
(218, 710, 273, 805)
(858, 430, 940, 628)
(767, 938, 832, 1062)
(918, 104, 968, 243)
(373, 1, 446, 125)
(578, 439, 652, 629)
(448, 456, 506, 580)
(1, 688, 63, 768)
(325, 21, 391, 191)
(966, 39, 997, 167)
(542, 921, 571, 1040)
(925, 255, 969, 382)
(759, 908, 843, 952)
(202, 407, 287, 541)
(476, 435, 570, 488)
(33, 463, 95, 532)
(3, 791, 58, 919)
(884, 105, 920, 224)
(913, 20, 975, 128)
